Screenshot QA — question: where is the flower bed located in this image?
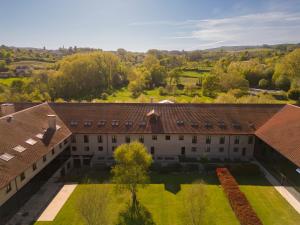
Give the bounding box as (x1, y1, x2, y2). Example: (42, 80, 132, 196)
(216, 167, 263, 225)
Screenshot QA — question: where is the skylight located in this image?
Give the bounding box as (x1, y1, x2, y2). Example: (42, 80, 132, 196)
(0, 153, 14, 161)
(36, 133, 44, 139)
(13, 145, 27, 153)
(56, 125, 61, 130)
(26, 138, 37, 145)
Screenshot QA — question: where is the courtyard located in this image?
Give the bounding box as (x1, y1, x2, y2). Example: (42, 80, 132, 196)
(33, 168, 300, 225)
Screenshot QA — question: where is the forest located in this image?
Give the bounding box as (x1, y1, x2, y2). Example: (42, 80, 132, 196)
(0, 44, 300, 104)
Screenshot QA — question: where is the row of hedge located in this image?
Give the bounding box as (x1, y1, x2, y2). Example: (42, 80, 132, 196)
(216, 167, 263, 225)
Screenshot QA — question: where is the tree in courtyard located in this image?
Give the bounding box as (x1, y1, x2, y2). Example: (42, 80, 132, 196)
(112, 141, 153, 208)
(180, 181, 213, 225)
(202, 74, 220, 97)
(77, 185, 112, 225)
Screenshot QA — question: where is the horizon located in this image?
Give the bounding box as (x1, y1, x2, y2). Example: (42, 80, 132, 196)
(1, 0, 300, 52)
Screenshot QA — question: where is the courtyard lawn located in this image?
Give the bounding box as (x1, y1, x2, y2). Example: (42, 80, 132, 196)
(34, 172, 300, 225)
(237, 175, 300, 225)
(0, 77, 30, 86)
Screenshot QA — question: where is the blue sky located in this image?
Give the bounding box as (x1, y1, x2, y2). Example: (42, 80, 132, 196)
(1, 0, 300, 51)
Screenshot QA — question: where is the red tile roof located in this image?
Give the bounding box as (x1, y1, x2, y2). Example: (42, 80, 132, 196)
(50, 103, 283, 134)
(0, 103, 71, 188)
(256, 104, 300, 167)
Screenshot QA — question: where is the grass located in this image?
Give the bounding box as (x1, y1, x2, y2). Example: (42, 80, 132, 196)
(104, 88, 214, 103)
(179, 70, 210, 78)
(0, 77, 31, 86)
(34, 172, 300, 225)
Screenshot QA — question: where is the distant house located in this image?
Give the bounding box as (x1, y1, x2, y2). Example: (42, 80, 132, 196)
(0, 72, 13, 78)
(15, 65, 32, 77)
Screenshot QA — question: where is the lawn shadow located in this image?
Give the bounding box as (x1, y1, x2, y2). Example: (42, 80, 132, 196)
(164, 183, 181, 194)
(116, 201, 156, 225)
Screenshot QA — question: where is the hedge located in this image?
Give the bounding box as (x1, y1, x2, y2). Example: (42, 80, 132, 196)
(216, 167, 263, 225)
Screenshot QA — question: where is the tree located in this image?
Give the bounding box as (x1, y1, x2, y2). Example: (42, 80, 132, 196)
(168, 68, 181, 85)
(288, 89, 300, 100)
(112, 142, 153, 208)
(77, 185, 112, 225)
(258, 79, 269, 89)
(275, 76, 291, 91)
(202, 74, 220, 97)
(180, 181, 212, 225)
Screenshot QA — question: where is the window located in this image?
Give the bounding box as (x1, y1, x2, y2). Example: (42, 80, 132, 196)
(20, 172, 25, 181)
(6, 183, 12, 193)
(191, 147, 197, 152)
(72, 146, 77, 151)
(179, 135, 184, 141)
(43, 155, 47, 162)
(71, 136, 76, 143)
(206, 136, 211, 144)
(150, 147, 155, 155)
(97, 135, 102, 143)
(242, 148, 246, 156)
(219, 147, 224, 152)
(98, 146, 103, 151)
(233, 147, 239, 152)
(51, 149, 55, 155)
(165, 135, 170, 140)
(181, 147, 185, 155)
(192, 136, 197, 144)
(84, 146, 90, 151)
(125, 136, 130, 143)
(234, 136, 239, 144)
(152, 135, 157, 140)
(248, 136, 254, 144)
(139, 136, 144, 143)
(84, 135, 89, 143)
(219, 136, 225, 144)
(112, 146, 116, 151)
(112, 135, 117, 143)
(32, 163, 37, 171)
(205, 147, 210, 152)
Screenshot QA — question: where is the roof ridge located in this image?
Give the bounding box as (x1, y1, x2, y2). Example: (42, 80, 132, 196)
(0, 102, 48, 120)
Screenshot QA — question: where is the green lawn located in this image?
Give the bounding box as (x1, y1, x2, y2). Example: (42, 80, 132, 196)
(34, 172, 300, 225)
(179, 70, 210, 78)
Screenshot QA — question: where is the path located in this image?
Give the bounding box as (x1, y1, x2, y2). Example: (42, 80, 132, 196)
(37, 183, 77, 221)
(254, 161, 300, 214)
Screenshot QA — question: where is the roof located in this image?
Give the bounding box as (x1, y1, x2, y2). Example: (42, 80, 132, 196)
(50, 103, 284, 135)
(159, 100, 174, 104)
(256, 104, 300, 167)
(0, 103, 71, 188)
(0, 102, 40, 117)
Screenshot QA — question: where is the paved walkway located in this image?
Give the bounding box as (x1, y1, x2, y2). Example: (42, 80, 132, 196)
(6, 177, 63, 225)
(37, 183, 77, 221)
(254, 161, 300, 214)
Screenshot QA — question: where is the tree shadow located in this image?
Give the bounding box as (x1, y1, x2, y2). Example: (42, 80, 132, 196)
(117, 201, 156, 225)
(164, 183, 181, 194)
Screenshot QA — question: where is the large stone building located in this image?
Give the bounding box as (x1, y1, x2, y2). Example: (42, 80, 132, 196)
(0, 102, 299, 211)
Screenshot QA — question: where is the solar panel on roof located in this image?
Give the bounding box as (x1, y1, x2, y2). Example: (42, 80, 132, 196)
(0, 153, 14, 161)
(13, 145, 27, 153)
(25, 138, 37, 145)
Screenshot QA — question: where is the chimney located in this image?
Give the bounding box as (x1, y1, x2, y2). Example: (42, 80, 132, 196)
(48, 115, 56, 130)
(1, 103, 15, 116)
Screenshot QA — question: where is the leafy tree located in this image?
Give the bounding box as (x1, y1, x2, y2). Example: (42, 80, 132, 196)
(258, 79, 270, 89)
(112, 142, 152, 208)
(168, 68, 181, 85)
(0, 60, 8, 72)
(202, 74, 220, 97)
(288, 89, 300, 100)
(275, 76, 291, 91)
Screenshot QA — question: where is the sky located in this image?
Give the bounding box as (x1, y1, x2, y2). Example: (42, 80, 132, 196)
(0, 0, 300, 52)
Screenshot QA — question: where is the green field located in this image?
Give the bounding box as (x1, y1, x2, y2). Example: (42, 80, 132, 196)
(179, 70, 210, 78)
(0, 77, 30, 86)
(34, 172, 300, 225)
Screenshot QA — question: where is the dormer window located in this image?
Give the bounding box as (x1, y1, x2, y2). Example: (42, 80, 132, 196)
(84, 121, 92, 127)
(147, 109, 160, 123)
(176, 120, 184, 126)
(218, 121, 226, 129)
(232, 122, 241, 129)
(26, 138, 37, 145)
(191, 121, 199, 128)
(98, 120, 106, 127)
(125, 121, 133, 127)
(111, 120, 119, 127)
(204, 121, 213, 129)
(139, 121, 146, 127)
(70, 121, 78, 127)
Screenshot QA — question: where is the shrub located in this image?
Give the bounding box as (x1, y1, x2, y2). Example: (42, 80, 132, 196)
(275, 76, 291, 91)
(158, 87, 167, 96)
(288, 89, 300, 100)
(159, 162, 182, 173)
(258, 79, 269, 89)
(216, 168, 262, 225)
(101, 92, 108, 100)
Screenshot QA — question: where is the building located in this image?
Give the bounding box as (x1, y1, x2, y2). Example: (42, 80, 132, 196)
(0, 102, 300, 210)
